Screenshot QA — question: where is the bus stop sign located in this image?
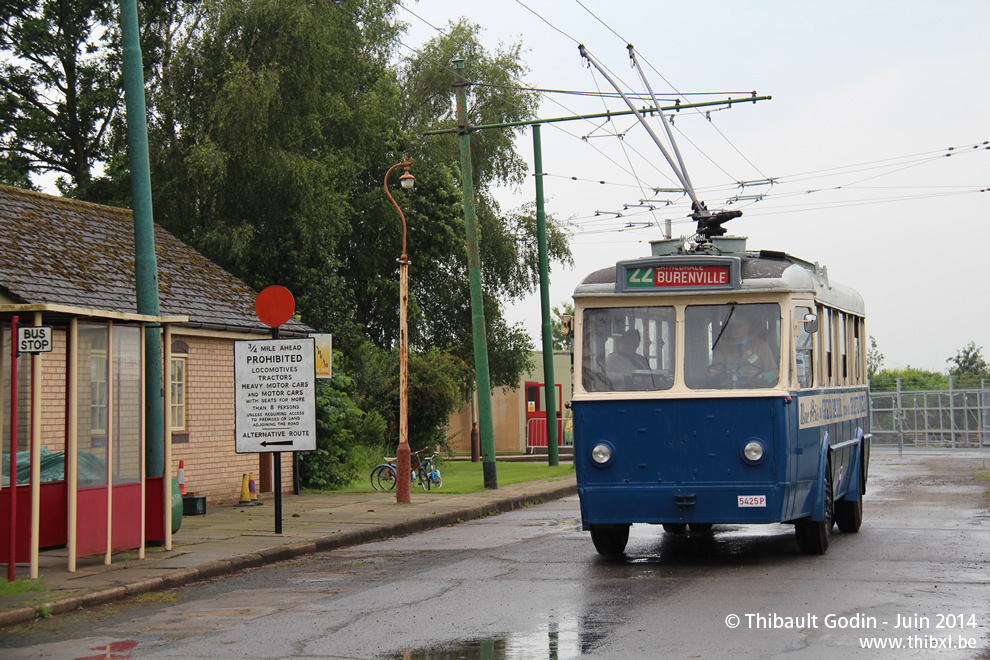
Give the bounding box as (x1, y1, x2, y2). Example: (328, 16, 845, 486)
(17, 326, 53, 354)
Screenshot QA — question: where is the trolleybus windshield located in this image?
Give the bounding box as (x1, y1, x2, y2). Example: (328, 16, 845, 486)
(582, 306, 675, 392)
(685, 302, 781, 389)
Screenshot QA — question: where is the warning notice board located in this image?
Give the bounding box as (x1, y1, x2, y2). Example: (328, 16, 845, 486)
(234, 338, 317, 453)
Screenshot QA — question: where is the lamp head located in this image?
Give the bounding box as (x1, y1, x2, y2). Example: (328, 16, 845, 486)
(399, 166, 415, 190)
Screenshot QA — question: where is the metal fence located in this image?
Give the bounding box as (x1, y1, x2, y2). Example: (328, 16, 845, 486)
(869, 378, 990, 449)
(525, 416, 573, 452)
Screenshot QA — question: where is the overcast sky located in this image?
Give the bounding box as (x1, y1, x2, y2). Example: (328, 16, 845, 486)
(399, 0, 989, 373)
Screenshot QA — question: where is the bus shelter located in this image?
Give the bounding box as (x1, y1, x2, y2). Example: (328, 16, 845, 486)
(0, 304, 186, 578)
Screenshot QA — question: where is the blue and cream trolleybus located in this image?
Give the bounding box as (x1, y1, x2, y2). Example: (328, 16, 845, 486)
(572, 231, 870, 556)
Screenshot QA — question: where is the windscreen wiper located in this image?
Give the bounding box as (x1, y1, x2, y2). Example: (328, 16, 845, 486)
(711, 305, 736, 352)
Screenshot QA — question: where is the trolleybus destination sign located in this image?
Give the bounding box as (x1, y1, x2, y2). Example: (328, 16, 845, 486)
(234, 338, 317, 453)
(619, 259, 738, 292)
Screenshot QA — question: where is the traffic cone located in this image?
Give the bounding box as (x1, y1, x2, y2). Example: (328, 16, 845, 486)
(248, 473, 258, 501)
(177, 460, 186, 496)
(236, 474, 253, 506)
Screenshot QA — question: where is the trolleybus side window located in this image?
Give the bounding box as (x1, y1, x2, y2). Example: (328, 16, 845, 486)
(820, 306, 833, 385)
(837, 311, 847, 384)
(684, 303, 781, 390)
(582, 306, 675, 392)
(794, 305, 814, 389)
(853, 317, 863, 383)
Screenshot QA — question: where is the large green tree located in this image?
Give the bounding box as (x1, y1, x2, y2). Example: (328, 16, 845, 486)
(0, 0, 119, 194)
(383, 19, 573, 387)
(147, 0, 403, 338)
(0, 0, 182, 200)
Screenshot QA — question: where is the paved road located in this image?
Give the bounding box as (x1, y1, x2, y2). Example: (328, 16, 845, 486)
(2, 450, 988, 659)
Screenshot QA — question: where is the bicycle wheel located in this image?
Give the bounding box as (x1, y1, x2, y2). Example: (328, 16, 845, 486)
(372, 464, 397, 491)
(419, 466, 430, 491)
(369, 465, 383, 490)
(431, 470, 442, 489)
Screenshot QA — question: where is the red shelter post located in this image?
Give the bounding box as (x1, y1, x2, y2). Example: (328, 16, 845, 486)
(7, 316, 19, 581)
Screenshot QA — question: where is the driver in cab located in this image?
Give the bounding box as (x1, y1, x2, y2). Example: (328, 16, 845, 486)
(606, 328, 651, 390)
(707, 312, 778, 386)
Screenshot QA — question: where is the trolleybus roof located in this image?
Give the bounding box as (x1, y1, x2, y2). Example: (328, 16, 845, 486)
(574, 237, 864, 315)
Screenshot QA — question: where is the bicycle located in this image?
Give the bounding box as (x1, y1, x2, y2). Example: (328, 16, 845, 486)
(370, 446, 442, 491)
(417, 451, 443, 490)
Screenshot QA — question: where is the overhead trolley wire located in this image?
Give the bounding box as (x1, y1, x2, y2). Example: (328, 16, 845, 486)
(399, 0, 762, 227)
(571, 0, 772, 185)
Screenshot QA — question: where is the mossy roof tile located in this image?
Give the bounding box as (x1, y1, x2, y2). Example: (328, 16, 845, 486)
(0, 185, 312, 334)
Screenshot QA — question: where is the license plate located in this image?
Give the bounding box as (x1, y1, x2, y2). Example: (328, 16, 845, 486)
(737, 495, 766, 508)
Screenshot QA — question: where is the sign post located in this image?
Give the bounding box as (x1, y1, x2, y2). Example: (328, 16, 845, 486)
(236, 286, 314, 533)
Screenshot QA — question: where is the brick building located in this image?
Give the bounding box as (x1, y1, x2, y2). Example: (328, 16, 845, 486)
(0, 184, 313, 509)
(447, 351, 574, 455)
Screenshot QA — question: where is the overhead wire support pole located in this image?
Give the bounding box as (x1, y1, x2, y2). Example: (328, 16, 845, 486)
(533, 124, 559, 466)
(119, 0, 165, 490)
(453, 59, 498, 489)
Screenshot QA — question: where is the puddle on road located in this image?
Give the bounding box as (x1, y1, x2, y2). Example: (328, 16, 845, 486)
(379, 635, 597, 660)
(546, 517, 584, 532)
(379, 612, 606, 659)
(181, 608, 264, 617)
(73, 639, 138, 660)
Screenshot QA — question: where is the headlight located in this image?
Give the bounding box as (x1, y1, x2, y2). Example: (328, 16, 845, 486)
(743, 440, 764, 462)
(591, 443, 612, 464)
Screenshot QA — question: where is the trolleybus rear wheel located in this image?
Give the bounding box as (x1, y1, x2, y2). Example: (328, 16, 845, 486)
(662, 523, 687, 534)
(590, 524, 630, 556)
(794, 461, 833, 555)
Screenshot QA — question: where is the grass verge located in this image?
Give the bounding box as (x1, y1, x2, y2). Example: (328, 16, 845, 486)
(330, 460, 575, 495)
(0, 579, 45, 599)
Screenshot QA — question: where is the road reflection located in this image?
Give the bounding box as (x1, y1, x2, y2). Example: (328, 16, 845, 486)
(383, 523, 806, 659)
(620, 522, 802, 566)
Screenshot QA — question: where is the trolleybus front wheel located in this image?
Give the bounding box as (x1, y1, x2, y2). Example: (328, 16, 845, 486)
(590, 524, 630, 556)
(794, 462, 834, 555)
(662, 523, 686, 534)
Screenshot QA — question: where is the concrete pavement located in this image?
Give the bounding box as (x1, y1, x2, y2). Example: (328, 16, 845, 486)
(0, 472, 577, 628)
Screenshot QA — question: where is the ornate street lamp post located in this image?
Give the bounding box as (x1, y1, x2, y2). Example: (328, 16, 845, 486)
(385, 157, 415, 503)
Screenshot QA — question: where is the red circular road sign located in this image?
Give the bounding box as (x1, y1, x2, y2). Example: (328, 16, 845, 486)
(255, 285, 295, 327)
